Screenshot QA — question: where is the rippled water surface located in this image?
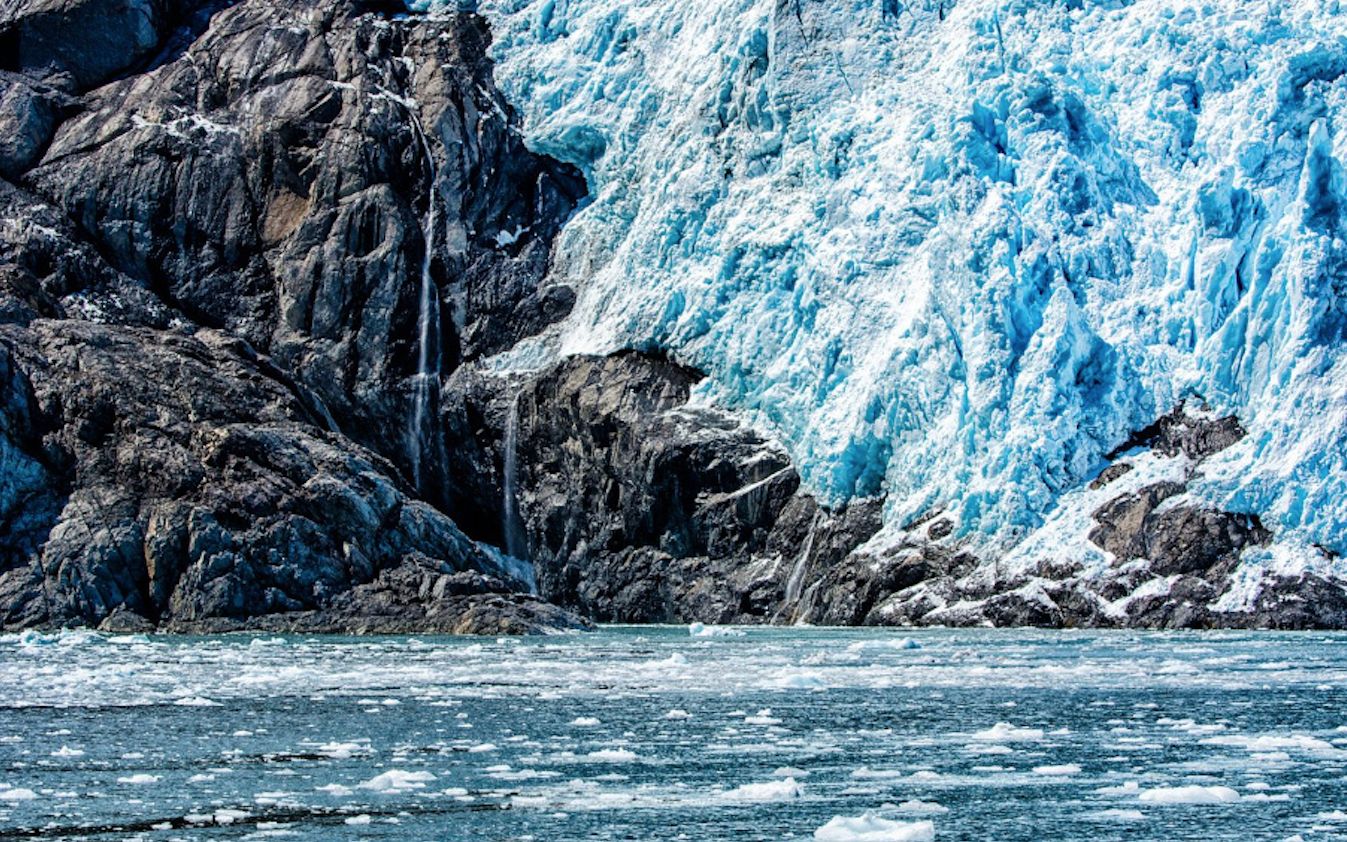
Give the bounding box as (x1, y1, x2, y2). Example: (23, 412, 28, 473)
(2, 627, 1346, 840)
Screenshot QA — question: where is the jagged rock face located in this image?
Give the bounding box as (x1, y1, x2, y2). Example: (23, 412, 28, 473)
(0, 318, 580, 631)
(20, 0, 584, 501)
(802, 404, 1344, 630)
(501, 351, 882, 623)
(0, 0, 588, 633)
(1, 0, 186, 90)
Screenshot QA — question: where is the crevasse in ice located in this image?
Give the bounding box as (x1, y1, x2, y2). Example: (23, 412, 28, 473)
(461, 0, 1347, 561)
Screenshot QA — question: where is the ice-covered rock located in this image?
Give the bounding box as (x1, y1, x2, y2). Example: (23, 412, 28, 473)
(474, 0, 1347, 606)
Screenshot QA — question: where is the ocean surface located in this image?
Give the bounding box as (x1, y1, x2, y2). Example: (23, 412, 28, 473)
(1, 627, 1345, 841)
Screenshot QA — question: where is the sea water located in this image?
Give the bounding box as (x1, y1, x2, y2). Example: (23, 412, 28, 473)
(2, 627, 1345, 840)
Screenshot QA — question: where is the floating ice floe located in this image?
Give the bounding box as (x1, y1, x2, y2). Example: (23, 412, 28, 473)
(1032, 764, 1081, 776)
(744, 708, 782, 725)
(358, 769, 436, 792)
(313, 741, 372, 759)
(0, 786, 38, 801)
(721, 777, 803, 802)
(814, 814, 936, 841)
(1090, 808, 1146, 821)
(1138, 785, 1241, 804)
(970, 723, 1044, 742)
(1200, 734, 1340, 754)
(894, 799, 949, 814)
(689, 623, 745, 638)
(117, 773, 161, 784)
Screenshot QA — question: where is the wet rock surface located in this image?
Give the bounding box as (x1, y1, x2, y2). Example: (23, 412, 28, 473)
(817, 405, 1344, 630)
(502, 351, 882, 623)
(0, 0, 585, 634)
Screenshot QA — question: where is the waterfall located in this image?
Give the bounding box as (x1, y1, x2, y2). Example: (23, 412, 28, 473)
(405, 109, 440, 491)
(502, 394, 527, 560)
(784, 510, 821, 607)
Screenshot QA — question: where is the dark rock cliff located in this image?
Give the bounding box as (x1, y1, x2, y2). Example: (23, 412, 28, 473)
(0, 0, 587, 633)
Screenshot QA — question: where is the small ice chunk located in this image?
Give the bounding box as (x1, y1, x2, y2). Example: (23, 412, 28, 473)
(468, 743, 497, 753)
(745, 708, 782, 725)
(214, 809, 248, 825)
(570, 717, 602, 727)
(895, 799, 948, 814)
(117, 774, 161, 784)
(1033, 764, 1081, 776)
(1091, 809, 1145, 821)
(345, 814, 372, 825)
(316, 741, 369, 759)
(316, 783, 354, 796)
(1096, 781, 1140, 796)
(358, 770, 436, 792)
(173, 696, 220, 707)
(1138, 785, 1240, 804)
(585, 748, 637, 763)
(814, 814, 935, 841)
(51, 746, 84, 758)
(721, 777, 803, 802)
(971, 723, 1044, 742)
(664, 709, 692, 720)
(0, 787, 38, 801)
(689, 622, 744, 637)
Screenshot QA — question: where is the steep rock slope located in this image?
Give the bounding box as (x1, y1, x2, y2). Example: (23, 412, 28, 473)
(468, 0, 1347, 625)
(0, 0, 587, 632)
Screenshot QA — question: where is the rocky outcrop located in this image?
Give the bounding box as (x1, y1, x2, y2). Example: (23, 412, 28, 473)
(795, 404, 1344, 630)
(19, 0, 584, 501)
(0, 318, 577, 632)
(491, 351, 882, 624)
(0, 0, 587, 634)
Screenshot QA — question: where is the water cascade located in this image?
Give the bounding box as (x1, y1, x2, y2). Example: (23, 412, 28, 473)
(778, 509, 822, 623)
(502, 393, 527, 561)
(405, 108, 440, 491)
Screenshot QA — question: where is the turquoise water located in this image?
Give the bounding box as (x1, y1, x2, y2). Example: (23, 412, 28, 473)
(2, 627, 1345, 840)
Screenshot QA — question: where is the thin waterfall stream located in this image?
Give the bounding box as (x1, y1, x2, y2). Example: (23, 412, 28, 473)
(405, 105, 440, 491)
(502, 393, 527, 561)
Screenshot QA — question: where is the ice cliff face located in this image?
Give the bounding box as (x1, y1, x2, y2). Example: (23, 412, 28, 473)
(474, 0, 1347, 569)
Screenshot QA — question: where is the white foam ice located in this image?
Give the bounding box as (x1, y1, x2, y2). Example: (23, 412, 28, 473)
(689, 623, 746, 637)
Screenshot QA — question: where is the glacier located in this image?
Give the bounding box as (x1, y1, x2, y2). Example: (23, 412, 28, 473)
(459, 0, 1347, 571)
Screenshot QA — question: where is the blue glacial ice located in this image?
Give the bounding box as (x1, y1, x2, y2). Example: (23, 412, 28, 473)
(460, 0, 1347, 567)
